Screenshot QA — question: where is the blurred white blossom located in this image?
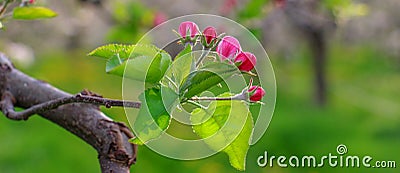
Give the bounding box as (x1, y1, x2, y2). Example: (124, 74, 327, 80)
(5, 42, 35, 67)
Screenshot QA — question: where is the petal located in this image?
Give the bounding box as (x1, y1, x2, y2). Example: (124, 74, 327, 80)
(179, 21, 198, 38)
(217, 36, 242, 59)
(235, 52, 256, 71)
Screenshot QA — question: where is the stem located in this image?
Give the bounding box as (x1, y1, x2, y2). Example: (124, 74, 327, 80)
(189, 95, 243, 101)
(195, 48, 211, 67)
(165, 76, 178, 90)
(0, 92, 141, 120)
(186, 100, 207, 110)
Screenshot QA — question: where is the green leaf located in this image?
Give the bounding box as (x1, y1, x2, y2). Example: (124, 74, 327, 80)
(131, 86, 178, 144)
(105, 54, 123, 72)
(146, 52, 172, 83)
(89, 44, 172, 84)
(88, 44, 134, 59)
(175, 44, 192, 61)
(107, 52, 171, 83)
(180, 62, 239, 99)
(13, 7, 57, 20)
(161, 45, 194, 90)
(191, 93, 253, 171)
(238, 0, 269, 20)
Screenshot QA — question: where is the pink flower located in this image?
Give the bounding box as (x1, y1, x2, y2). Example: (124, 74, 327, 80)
(248, 86, 265, 102)
(274, 0, 286, 8)
(220, 0, 237, 15)
(179, 21, 199, 40)
(234, 52, 257, 72)
(29, 0, 35, 3)
(203, 27, 217, 44)
(153, 12, 167, 27)
(216, 36, 241, 60)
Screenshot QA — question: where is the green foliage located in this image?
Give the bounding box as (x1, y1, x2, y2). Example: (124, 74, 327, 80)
(89, 39, 252, 170)
(323, 0, 368, 20)
(13, 6, 57, 20)
(111, 52, 171, 83)
(175, 44, 192, 61)
(88, 44, 172, 84)
(161, 45, 194, 90)
(4, 43, 398, 173)
(322, 0, 351, 10)
(145, 52, 172, 83)
(179, 62, 240, 99)
(131, 87, 178, 145)
(88, 44, 134, 59)
(92, 42, 251, 169)
(248, 28, 263, 41)
(238, 0, 270, 20)
(107, 1, 154, 43)
(191, 93, 253, 171)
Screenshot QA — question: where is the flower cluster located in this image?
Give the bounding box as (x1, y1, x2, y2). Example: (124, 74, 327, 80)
(216, 36, 258, 73)
(178, 21, 265, 102)
(178, 21, 257, 72)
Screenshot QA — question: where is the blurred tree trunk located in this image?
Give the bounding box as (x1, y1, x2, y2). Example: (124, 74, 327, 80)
(282, 0, 334, 105)
(308, 29, 327, 105)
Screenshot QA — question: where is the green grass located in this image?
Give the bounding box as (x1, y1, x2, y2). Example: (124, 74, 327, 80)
(0, 43, 399, 173)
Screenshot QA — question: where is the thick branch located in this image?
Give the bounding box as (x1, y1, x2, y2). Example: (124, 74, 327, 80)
(0, 53, 137, 173)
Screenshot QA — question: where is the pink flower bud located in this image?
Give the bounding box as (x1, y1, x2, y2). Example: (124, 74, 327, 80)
(203, 26, 217, 44)
(248, 86, 265, 102)
(179, 21, 199, 40)
(216, 36, 241, 60)
(234, 52, 257, 72)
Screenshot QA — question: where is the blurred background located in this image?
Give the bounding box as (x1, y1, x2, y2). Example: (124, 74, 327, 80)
(0, 0, 399, 172)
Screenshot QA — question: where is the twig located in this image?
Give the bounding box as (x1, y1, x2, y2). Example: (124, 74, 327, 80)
(0, 92, 141, 121)
(189, 89, 249, 102)
(195, 48, 211, 67)
(189, 96, 242, 101)
(186, 100, 207, 109)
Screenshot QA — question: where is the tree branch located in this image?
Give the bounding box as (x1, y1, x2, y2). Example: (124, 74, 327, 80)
(1, 91, 141, 121)
(0, 53, 137, 173)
